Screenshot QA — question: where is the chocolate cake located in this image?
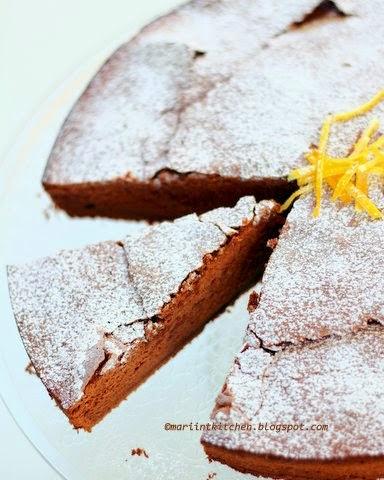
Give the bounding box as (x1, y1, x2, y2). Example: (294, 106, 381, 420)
(202, 326, 384, 480)
(9, 0, 384, 476)
(7, 197, 281, 430)
(43, 0, 384, 220)
(202, 190, 384, 479)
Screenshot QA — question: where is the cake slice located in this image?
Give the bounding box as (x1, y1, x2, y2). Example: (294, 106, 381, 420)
(202, 326, 384, 480)
(42, 0, 380, 220)
(246, 191, 384, 348)
(7, 197, 281, 430)
(202, 192, 384, 479)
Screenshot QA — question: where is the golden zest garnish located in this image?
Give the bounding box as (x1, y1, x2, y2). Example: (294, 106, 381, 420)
(281, 90, 384, 219)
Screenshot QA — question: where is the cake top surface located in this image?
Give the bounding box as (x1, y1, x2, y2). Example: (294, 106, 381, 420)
(8, 197, 276, 409)
(8, 241, 145, 410)
(203, 167, 384, 461)
(249, 180, 384, 349)
(164, 14, 384, 180)
(203, 325, 384, 460)
(44, 0, 384, 185)
(122, 197, 274, 317)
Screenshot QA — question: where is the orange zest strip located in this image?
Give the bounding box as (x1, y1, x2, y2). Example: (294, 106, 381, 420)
(331, 90, 384, 122)
(353, 119, 380, 153)
(370, 167, 384, 175)
(280, 90, 384, 219)
(353, 119, 379, 210)
(332, 163, 359, 200)
(314, 118, 331, 217)
(279, 185, 313, 213)
(371, 135, 384, 149)
(347, 185, 383, 219)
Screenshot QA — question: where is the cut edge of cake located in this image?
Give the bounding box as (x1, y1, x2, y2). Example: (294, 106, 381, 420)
(42, 0, 356, 220)
(7, 197, 283, 430)
(202, 191, 384, 479)
(202, 327, 384, 480)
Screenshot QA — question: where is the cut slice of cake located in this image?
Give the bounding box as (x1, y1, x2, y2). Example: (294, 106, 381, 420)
(247, 191, 384, 348)
(42, 0, 382, 220)
(202, 192, 384, 479)
(202, 326, 384, 480)
(7, 197, 282, 430)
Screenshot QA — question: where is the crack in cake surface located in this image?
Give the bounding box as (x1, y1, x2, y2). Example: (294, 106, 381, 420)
(8, 197, 278, 412)
(45, 0, 354, 186)
(250, 183, 384, 350)
(203, 176, 384, 477)
(203, 325, 384, 461)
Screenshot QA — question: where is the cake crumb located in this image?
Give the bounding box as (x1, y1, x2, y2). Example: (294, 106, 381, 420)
(207, 473, 217, 479)
(267, 237, 278, 250)
(131, 448, 149, 458)
(247, 292, 260, 313)
(25, 362, 36, 375)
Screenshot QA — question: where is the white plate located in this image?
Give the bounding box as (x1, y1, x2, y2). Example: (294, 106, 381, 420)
(0, 45, 266, 480)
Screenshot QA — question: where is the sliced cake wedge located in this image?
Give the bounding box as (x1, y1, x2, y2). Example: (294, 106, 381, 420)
(43, 0, 377, 220)
(202, 192, 384, 479)
(202, 326, 384, 480)
(7, 197, 281, 430)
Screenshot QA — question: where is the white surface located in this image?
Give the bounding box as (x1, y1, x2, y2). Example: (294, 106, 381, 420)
(0, 398, 57, 480)
(0, 1, 260, 479)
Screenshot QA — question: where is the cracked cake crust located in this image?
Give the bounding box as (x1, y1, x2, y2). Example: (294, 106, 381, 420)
(202, 183, 384, 479)
(202, 328, 384, 479)
(42, 0, 380, 220)
(9, 1, 384, 476)
(249, 189, 384, 350)
(7, 197, 282, 429)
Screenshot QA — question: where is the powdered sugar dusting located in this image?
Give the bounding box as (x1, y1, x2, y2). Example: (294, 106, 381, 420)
(44, 42, 196, 184)
(121, 197, 273, 318)
(122, 214, 226, 318)
(44, 0, 354, 184)
(166, 12, 384, 179)
(8, 197, 276, 409)
(250, 184, 384, 349)
(7, 241, 145, 409)
(203, 326, 384, 459)
(200, 197, 275, 236)
(204, 183, 384, 463)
